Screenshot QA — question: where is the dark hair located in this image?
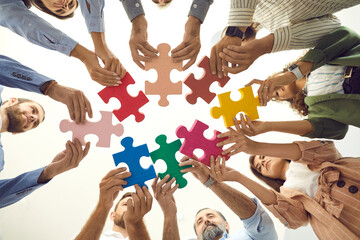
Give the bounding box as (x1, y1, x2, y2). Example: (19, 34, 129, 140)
(152, 0, 173, 8)
(193, 208, 228, 235)
(22, 0, 78, 20)
(249, 155, 289, 192)
(270, 55, 309, 116)
(113, 192, 133, 212)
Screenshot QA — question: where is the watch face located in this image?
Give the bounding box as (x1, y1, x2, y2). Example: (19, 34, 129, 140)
(226, 26, 244, 39)
(288, 64, 298, 71)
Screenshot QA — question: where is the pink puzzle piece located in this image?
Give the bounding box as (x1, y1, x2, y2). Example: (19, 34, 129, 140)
(145, 43, 182, 107)
(59, 111, 124, 148)
(98, 72, 149, 123)
(184, 56, 230, 104)
(175, 119, 229, 167)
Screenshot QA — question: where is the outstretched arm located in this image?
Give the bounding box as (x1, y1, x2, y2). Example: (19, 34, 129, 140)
(74, 168, 131, 240)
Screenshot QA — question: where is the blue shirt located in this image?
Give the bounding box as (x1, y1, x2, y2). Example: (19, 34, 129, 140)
(0, 55, 52, 208)
(220, 198, 278, 240)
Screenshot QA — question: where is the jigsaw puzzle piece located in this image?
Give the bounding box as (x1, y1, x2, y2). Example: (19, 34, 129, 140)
(175, 120, 229, 167)
(113, 137, 156, 188)
(211, 86, 260, 128)
(150, 134, 190, 189)
(184, 56, 230, 104)
(98, 72, 149, 122)
(145, 43, 182, 107)
(59, 111, 124, 147)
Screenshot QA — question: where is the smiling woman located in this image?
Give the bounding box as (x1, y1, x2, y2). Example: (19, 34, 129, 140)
(22, 0, 78, 19)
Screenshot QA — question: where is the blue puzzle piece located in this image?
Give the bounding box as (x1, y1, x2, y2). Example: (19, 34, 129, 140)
(113, 137, 156, 188)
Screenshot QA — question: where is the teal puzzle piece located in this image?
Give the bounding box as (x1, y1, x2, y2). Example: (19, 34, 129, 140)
(150, 135, 190, 189)
(113, 137, 156, 188)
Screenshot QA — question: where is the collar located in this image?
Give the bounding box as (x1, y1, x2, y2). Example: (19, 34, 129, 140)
(103, 230, 126, 238)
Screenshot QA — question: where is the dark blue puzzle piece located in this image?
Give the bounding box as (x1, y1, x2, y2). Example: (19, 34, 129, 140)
(113, 137, 156, 188)
(150, 134, 190, 189)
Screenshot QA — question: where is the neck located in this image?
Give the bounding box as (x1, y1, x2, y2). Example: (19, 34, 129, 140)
(0, 106, 8, 133)
(280, 161, 290, 181)
(295, 77, 306, 92)
(112, 224, 128, 238)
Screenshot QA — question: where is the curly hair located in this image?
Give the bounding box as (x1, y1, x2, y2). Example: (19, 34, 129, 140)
(22, 0, 77, 20)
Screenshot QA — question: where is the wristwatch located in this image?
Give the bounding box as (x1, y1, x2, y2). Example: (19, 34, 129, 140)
(288, 64, 304, 80)
(225, 26, 245, 40)
(203, 176, 216, 188)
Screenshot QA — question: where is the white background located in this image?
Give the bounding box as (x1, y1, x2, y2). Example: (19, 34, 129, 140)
(0, 1, 359, 239)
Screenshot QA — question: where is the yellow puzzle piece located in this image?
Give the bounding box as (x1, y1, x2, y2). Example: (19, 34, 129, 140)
(210, 86, 260, 128)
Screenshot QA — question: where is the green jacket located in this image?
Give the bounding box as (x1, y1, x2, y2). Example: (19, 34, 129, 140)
(298, 27, 360, 139)
(301, 26, 360, 70)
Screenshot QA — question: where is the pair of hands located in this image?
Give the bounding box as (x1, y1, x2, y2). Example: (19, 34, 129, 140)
(130, 15, 201, 71)
(38, 138, 90, 183)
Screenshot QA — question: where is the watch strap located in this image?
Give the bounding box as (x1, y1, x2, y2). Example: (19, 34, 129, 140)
(203, 176, 215, 188)
(288, 64, 303, 80)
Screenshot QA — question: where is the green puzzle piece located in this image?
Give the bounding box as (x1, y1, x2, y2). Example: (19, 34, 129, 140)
(150, 134, 190, 188)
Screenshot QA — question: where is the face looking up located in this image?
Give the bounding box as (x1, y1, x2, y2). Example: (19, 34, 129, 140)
(111, 196, 131, 229)
(195, 209, 229, 240)
(6, 100, 45, 133)
(152, 0, 172, 7)
(252, 155, 287, 179)
(41, 0, 77, 17)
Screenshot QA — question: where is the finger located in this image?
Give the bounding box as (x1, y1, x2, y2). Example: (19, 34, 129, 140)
(179, 156, 191, 162)
(233, 117, 241, 132)
(157, 175, 171, 194)
(222, 65, 247, 75)
(221, 52, 229, 77)
(142, 42, 159, 57)
(210, 46, 217, 75)
(137, 44, 158, 58)
(239, 114, 252, 135)
(126, 198, 134, 214)
(67, 98, 75, 122)
(151, 176, 159, 193)
(179, 159, 200, 167)
(216, 49, 223, 78)
(169, 183, 178, 195)
(245, 79, 264, 87)
(162, 177, 176, 193)
(142, 186, 153, 211)
(182, 55, 197, 71)
(222, 143, 240, 156)
(226, 45, 244, 52)
(83, 94, 93, 120)
(82, 141, 91, 158)
(228, 148, 243, 157)
(103, 167, 129, 180)
(74, 93, 83, 125)
(171, 42, 187, 55)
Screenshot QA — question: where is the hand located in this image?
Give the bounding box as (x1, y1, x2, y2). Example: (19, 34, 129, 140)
(47, 83, 92, 124)
(220, 34, 274, 76)
(38, 139, 90, 183)
(235, 114, 268, 137)
(171, 16, 201, 70)
(217, 117, 258, 156)
(151, 175, 178, 217)
(95, 47, 127, 80)
(210, 35, 242, 78)
(210, 155, 239, 182)
(98, 168, 132, 210)
(82, 51, 122, 86)
(124, 184, 153, 225)
(179, 156, 210, 184)
(130, 15, 158, 69)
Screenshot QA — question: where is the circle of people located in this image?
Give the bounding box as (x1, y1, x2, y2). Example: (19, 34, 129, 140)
(1, 0, 360, 240)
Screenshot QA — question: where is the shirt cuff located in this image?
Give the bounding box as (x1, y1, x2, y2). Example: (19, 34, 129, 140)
(227, 8, 255, 27)
(86, 16, 105, 33)
(271, 26, 291, 52)
(55, 35, 78, 56)
(121, 0, 145, 21)
(188, 0, 212, 23)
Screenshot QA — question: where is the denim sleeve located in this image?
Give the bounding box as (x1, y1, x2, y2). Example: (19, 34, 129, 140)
(188, 0, 213, 23)
(0, 0, 78, 56)
(0, 55, 52, 94)
(119, 0, 145, 21)
(78, 0, 105, 32)
(0, 167, 48, 208)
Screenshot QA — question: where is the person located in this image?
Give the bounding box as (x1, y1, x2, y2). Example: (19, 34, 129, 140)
(210, 0, 360, 78)
(235, 27, 360, 140)
(0, 54, 92, 208)
(0, 0, 125, 86)
(74, 168, 153, 240)
(119, 0, 213, 70)
(152, 156, 277, 240)
(216, 118, 360, 239)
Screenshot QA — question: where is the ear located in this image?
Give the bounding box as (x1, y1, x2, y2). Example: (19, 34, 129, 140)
(110, 211, 115, 221)
(12, 132, 20, 135)
(225, 221, 230, 233)
(7, 98, 18, 106)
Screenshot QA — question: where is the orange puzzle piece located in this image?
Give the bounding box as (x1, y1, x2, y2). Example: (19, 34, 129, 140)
(210, 86, 260, 128)
(145, 43, 182, 107)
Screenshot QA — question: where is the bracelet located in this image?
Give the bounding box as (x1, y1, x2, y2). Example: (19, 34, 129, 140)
(43, 80, 57, 95)
(203, 176, 215, 188)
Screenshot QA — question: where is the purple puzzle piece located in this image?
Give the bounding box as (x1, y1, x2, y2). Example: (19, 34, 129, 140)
(113, 137, 156, 188)
(59, 111, 124, 148)
(175, 120, 229, 166)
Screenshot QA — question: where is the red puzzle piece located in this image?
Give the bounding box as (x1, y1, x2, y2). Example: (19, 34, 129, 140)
(98, 72, 149, 122)
(59, 111, 124, 147)
(145, 43, 182, 107)
(175, 119, 229, 167)
(184, 56, 230, 104)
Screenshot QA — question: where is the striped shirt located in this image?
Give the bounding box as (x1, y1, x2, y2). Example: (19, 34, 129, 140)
(304, 65, 346, 96)
(228, 0, 360, 52)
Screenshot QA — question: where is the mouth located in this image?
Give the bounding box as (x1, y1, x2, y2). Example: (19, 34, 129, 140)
(23, 114, 29, 128)
(266, 160, 270, 171)
(55, 0, 67, 6)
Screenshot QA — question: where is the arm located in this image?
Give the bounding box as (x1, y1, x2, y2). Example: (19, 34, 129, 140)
(179, 157, 256, 219)
(124, 185, 153, 240)
(74, 168, 131, 240)
(151, 176, 180, 240)
(211, 157, 309, 229)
